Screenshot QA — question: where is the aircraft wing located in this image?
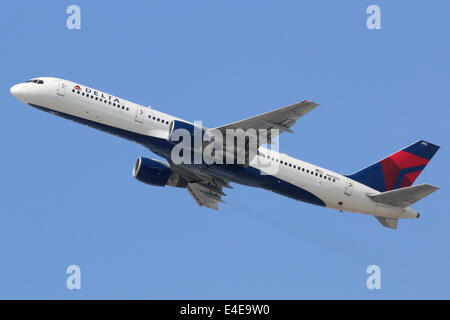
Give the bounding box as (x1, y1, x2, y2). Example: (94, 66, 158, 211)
(213, 100, 319, 143)
(186, 182, 225, 210)
(168, 161, 231, 210)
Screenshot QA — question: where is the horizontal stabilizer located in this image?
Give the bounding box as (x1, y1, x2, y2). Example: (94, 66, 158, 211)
(375, 216, 398, 229)
(368, 183, 439, 208)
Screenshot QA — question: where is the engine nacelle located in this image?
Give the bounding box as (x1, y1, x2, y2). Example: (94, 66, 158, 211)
(167, 120, 206, 145)
(132, 157, 186, 188)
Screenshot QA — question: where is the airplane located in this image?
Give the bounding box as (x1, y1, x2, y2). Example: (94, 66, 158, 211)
(10, 77, 440, 229)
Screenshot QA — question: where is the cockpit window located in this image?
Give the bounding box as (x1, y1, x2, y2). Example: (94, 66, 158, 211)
(26, 79, 44, 84)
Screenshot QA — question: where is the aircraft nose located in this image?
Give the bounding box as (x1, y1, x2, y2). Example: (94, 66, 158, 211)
(10, 84, 21, 97)
(10, 83, 27, 102)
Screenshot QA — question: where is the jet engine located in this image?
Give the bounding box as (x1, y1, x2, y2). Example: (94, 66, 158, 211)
(132, 157, 186, 188)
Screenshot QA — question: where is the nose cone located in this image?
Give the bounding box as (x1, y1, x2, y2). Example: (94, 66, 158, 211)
(10, 84, 21, 97)
(10, 83, 24, 101)
(10, 83, 28, 103)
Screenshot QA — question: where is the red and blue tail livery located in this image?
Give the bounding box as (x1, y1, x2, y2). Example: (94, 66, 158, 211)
(347, 140, 439, 192)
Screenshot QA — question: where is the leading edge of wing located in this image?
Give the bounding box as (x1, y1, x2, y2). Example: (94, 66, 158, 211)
(213, 100, 320, 132)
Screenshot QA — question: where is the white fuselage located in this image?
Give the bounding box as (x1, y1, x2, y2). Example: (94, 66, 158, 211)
(10, 77, 418, 220)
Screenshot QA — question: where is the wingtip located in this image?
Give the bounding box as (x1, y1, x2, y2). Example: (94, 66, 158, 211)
(302, 99, 320, 106)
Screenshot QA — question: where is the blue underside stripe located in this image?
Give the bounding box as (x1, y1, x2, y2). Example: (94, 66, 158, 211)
(29, 104, 326, 207)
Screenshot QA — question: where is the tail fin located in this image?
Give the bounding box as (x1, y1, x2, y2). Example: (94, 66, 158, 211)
(347, 140, 439, 192)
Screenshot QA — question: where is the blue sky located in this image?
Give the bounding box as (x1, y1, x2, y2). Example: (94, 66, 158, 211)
(1, 0, 448, 299)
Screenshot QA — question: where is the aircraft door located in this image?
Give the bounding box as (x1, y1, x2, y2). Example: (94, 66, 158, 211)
(344, 179, 353, 196)
(57, 81, 65, 96)
(135, 105, 145, 123)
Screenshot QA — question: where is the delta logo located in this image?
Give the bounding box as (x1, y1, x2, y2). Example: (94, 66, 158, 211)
(73, 84, 120, 103)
